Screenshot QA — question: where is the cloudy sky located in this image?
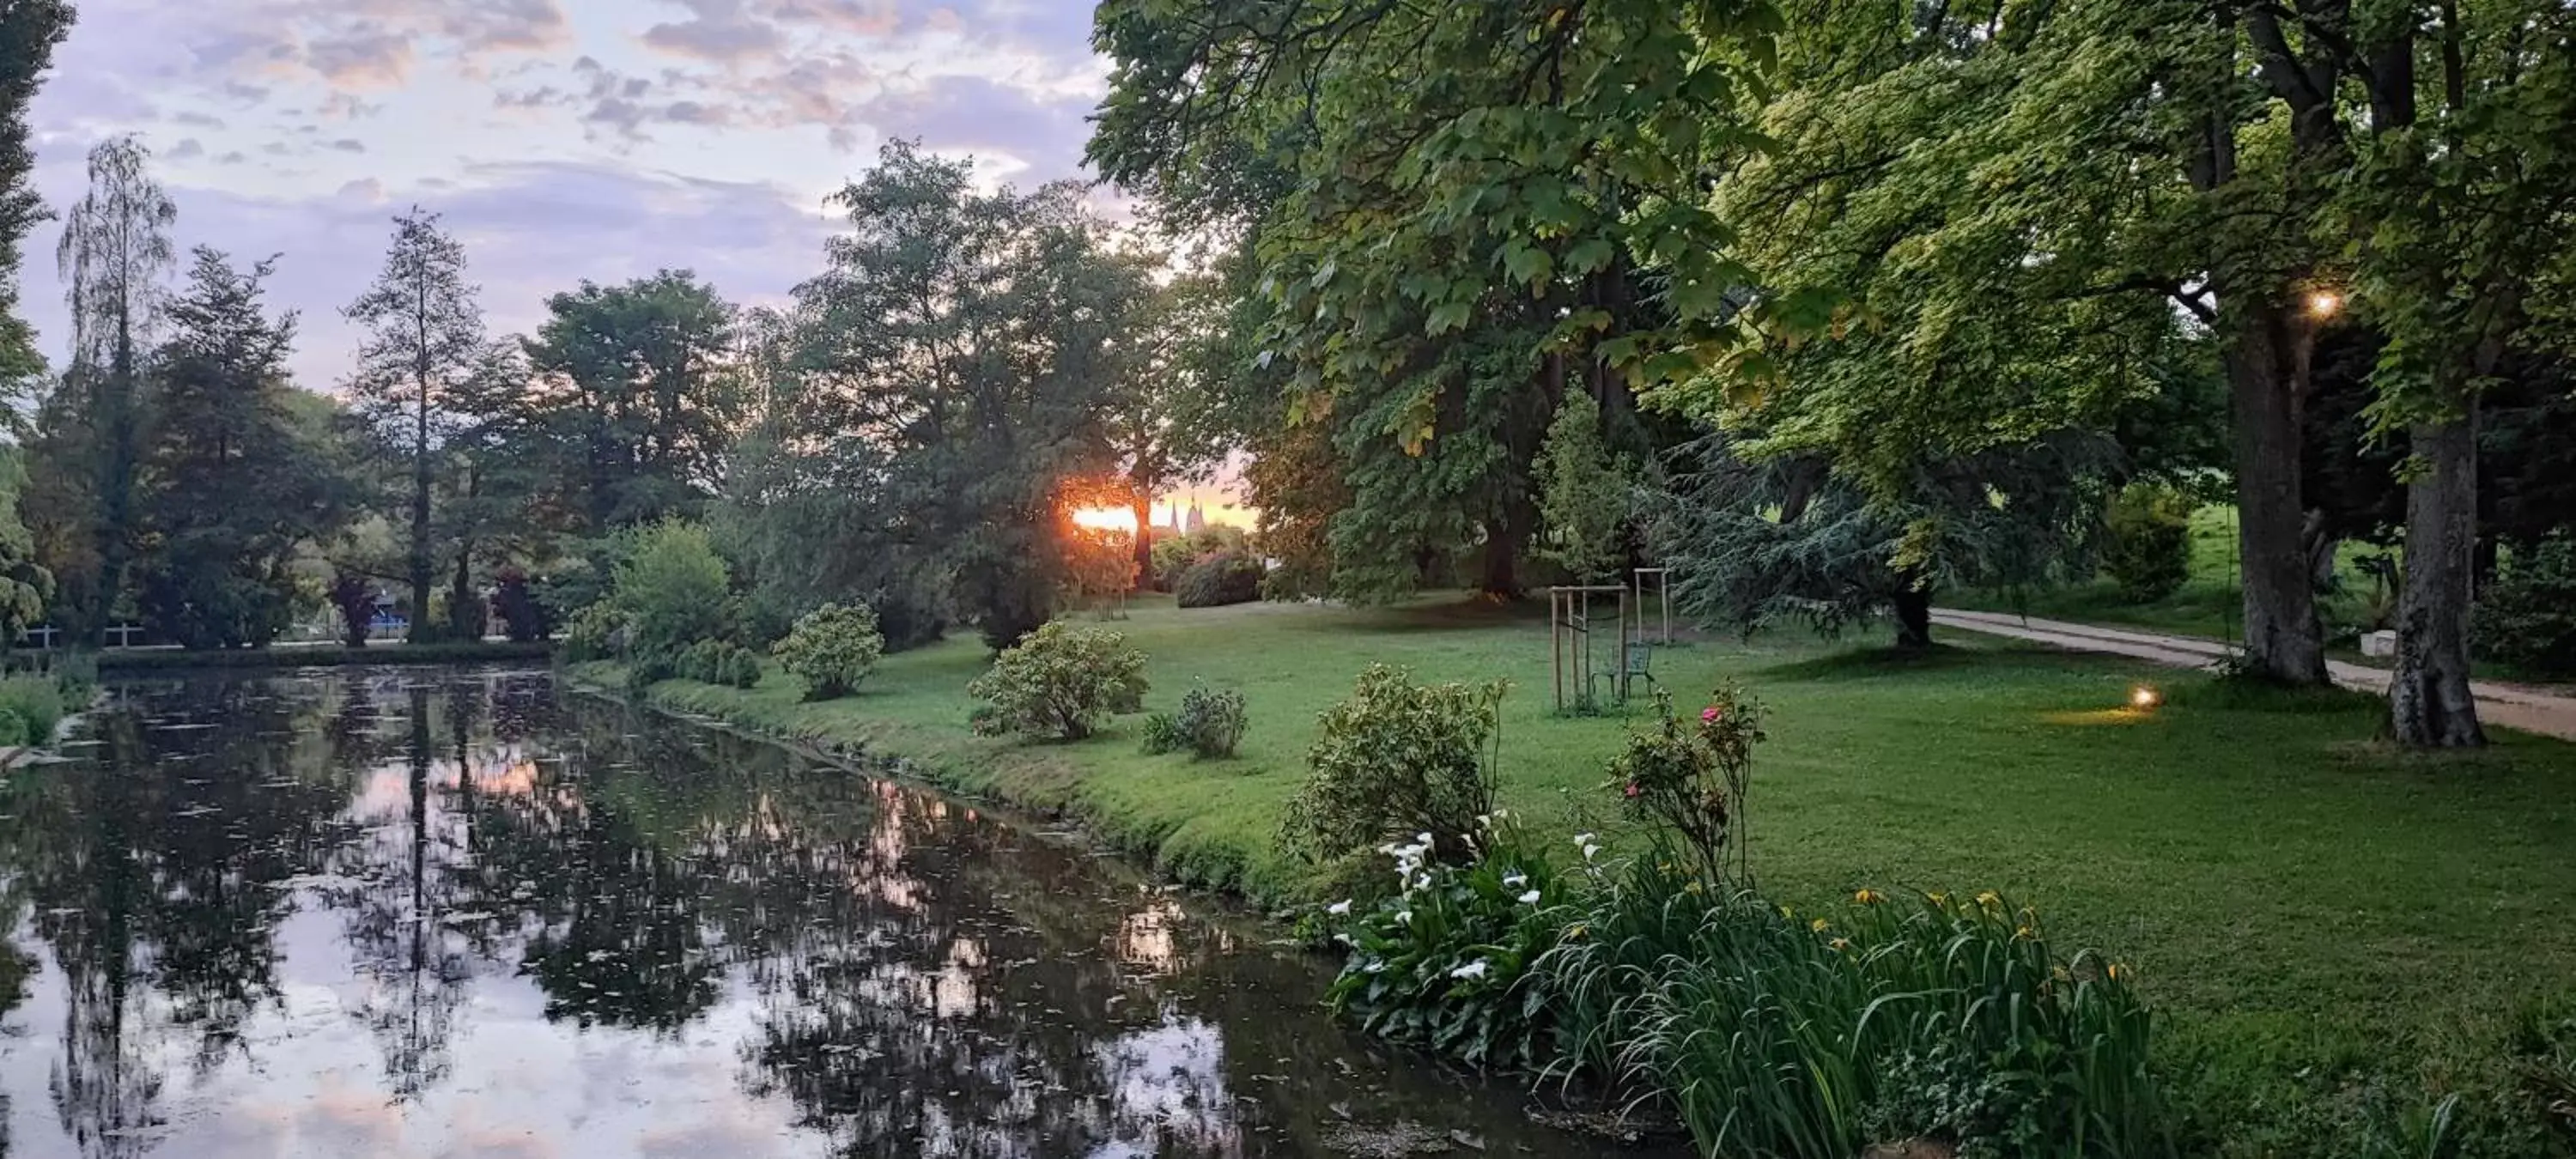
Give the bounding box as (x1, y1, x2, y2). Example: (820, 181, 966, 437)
(21, 0, 1112, 387)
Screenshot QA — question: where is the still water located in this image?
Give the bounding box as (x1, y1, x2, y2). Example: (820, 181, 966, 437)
(0, 669, 1619, 1158)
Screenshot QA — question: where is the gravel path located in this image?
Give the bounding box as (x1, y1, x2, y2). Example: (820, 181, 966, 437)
(1930, 608, 2576, 742)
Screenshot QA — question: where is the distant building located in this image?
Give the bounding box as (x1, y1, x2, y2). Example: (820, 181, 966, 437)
(1184, 501, 1206, 534)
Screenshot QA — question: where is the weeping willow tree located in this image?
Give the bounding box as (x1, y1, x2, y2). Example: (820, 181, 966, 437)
(1653, 433, 2114, 648)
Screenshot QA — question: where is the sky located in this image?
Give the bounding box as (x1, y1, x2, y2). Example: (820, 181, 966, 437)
(21, 0, 1115, 390)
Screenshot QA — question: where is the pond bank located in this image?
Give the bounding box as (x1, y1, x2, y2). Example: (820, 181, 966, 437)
(98, 639, 554, 672)
(565, 657, 1297, 902)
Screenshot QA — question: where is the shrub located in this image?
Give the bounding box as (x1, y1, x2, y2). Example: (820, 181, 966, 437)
(1607, 685, 1766, 885)
(0, 675, 66, 745)
(561, 602, 625, 662)
(0, 705, 24, 748)
(719, 646, 762, 689)
(773, 603, 885, 700)
(2102, 483, 2194, 603)
(1151, 526, 1252, 591)
(610, 520, 733, 659)
(492, 567, 551, 643)
(677, 639, 726, 683)
(328, 573, 377, 647)
(1175, 549, 1266, 609)
(1174, 684, 1249, 758)
(2475, 533, 2576, 676)
(1143, 684, 1250, 758)
(1321, 816, 1571, 1071)
(966, 621, 1149, 741)
(1283, 664, 1505, 864)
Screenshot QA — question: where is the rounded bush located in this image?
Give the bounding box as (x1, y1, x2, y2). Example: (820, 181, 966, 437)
(2475, 532, 2576, 676)
(772, 603, 886, 700)
(1176, 550, 1265, 609)
(967, 621, 1148, 741)
(0, 706, 27, 749)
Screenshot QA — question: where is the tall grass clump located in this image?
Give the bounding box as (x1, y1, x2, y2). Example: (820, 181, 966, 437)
(0, 673, 68, 746)
(1536, 856, 2168, 1158)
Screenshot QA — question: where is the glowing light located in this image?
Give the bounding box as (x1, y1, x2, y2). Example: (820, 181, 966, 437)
(1071, 507, 1139, 532)
(2129, 686, 2162, 710)
(2306, 290, 2342, 319)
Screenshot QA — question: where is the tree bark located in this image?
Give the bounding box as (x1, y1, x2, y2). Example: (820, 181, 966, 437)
(1892, 575, 1933, 649)
(2388, 410, 2487, 748)
(1130, 490, 1156, 588)
(409, 385, 434, 644)
(2222, 303, 2330, 684)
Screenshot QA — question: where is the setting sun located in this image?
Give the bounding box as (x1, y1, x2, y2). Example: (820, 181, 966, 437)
(1072, 507, 1138, 533)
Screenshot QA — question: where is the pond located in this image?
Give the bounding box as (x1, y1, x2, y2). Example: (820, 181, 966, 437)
(0, 668, 1628, 1158)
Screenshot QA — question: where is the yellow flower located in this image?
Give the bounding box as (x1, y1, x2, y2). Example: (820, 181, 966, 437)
(2107, 963, 2126, 981)
(1810, 918, 1831, 933)
(1829, 938, 1851, 952)
(1564, 923, 1588, 942)
(1683, 881, 1704, 895)
(1928, 891, 1950, 907)
(1853, 889, 1883, 905)
(2014, 925, 2035, 941)
(1975, 891, 2002, 909)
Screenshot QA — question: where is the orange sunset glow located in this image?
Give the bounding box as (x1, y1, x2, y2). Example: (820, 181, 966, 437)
(1070, 495, 1254, 534)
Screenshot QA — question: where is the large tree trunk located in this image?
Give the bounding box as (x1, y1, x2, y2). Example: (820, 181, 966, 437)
(2389, 410, 2486, 747)
(2222, 303, 2330, 684)
(1892, 580, 1933, 650)
(1130, 490, 1156, 588)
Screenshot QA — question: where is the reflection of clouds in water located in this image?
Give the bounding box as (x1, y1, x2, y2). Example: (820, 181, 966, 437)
(1091, 1016, 1239, 1158)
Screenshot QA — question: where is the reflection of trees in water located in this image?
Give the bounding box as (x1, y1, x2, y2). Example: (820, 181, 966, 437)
(0, 678, 355, 1156)
(0, 670, 1294, 1158)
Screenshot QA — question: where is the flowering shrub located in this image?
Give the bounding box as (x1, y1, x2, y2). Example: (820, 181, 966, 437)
(772, 602, 886, 700)
(966, 621, 1149, 740)
(1607, 684, 1767, 884)
(1321, 815, 1571, 1071)
(1283, 664, 1505, 863)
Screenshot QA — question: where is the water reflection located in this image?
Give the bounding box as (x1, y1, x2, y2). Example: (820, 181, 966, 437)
(0, 669, 1627, 1157)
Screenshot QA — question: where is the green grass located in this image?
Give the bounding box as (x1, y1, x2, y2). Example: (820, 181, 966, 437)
(584, 593, 2576, 1130)
(1947, 506, 2379, 642)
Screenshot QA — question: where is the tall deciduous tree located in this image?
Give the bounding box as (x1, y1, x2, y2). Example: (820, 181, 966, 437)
(519, 270, 744, 536)
(1091, 1, 1777, 602)
(345, 209, 487, 642)
(774, 142, 1126, 649)
(134, 249, 346, 648)
(2337, 0, 2576, 747)
(43, 137, 176, 641)
(0, 0, 73, 420)
(1534, 391, 1631, 583)
(1648, 3, 2334, 684)
(1100, 257, 1233, 581)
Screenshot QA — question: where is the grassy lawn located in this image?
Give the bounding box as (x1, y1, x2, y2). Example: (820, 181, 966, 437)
(587, 593, 2576, 1105)
(1946, 506, 2380, 642)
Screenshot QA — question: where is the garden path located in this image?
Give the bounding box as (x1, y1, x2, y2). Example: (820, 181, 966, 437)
(1930, 608, 2576, 742)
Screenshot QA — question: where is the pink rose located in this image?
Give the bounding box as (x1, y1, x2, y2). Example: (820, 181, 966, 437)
(1701, 706, 1722, 723)
(1624, 781, 1641, 798)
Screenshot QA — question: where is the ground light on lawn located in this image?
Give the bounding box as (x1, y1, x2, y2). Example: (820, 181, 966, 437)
(593, 595, 2576, 1148)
